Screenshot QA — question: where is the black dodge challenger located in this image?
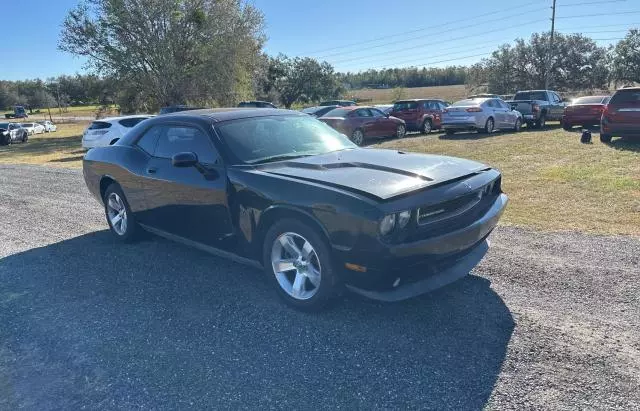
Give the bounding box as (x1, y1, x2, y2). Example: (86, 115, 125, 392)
(83, 108, 508, 310)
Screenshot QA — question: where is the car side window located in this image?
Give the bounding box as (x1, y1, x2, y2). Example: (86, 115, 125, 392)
(155, 125, 218, 165)
(136, 125, 162, 155)
(369, 108, 385, 118)
(355, 109, 372, 117)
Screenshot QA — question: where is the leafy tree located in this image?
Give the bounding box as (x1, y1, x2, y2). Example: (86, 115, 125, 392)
(59, 0, 265, 109)
(610, 29, 640, 85)
(266, 55, 341, 108)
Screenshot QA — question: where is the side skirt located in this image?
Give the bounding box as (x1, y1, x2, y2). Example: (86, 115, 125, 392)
(139, 223, 263, 270)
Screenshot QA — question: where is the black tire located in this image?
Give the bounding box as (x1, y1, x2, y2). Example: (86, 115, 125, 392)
(562, 122, 572, 131)
(351, 128, 364, 146)
(526, 121, 534, 129)
(482, 117, 494, 134)
(513, 118, 522, 132)
(0, 134, 9, 146)
(22, 131, 28, 143)
(421, 118, 432, 134)
(445, 129, 455, 136)
(535, 114, 546, 129)
(600, 133, 612, 143)
(262, 218, 338, 311)
(103, 183, 140, 243)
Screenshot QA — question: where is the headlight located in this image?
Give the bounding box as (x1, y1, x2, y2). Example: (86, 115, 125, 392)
(379, 214, 396, 236)
(397, 210, 411, 228)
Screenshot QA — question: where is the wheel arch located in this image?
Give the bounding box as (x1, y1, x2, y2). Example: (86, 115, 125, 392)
(254, 205, 331, 258)
(99, 175, 118, 201)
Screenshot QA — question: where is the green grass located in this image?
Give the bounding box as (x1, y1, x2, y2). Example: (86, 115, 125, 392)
(373, 124, 640, 236)
(0, 122, 88, 169)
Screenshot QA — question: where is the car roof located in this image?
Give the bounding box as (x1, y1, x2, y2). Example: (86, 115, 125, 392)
(159, 108, 305, 122)
(95, 114, 155, 122)
(616, 86, 640, 91)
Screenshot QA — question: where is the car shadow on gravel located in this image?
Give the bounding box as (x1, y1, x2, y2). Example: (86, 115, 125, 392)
(0, 231, 514, 409)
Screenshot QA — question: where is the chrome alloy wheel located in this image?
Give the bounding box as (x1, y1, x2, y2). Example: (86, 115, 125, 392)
(271, 232, 321, 300)
(106, 192, 128, 235)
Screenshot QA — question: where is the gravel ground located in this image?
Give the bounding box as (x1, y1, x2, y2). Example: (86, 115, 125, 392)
(0, 163, 638, 410)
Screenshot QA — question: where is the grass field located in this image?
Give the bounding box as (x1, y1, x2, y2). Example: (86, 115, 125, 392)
(1, 121, 638, 235)
(0, 122, 88, 169)
(348, 85, 468, 104)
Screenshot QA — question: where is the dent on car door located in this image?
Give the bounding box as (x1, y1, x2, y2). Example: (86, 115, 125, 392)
(140, 123, 234, 245)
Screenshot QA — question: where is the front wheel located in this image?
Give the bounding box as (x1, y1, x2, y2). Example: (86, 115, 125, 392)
(263, 219, 338, 311)
(103, 183, 140, 242)
(396, 124, 406, 139)
(22, 132, 28, 143)
(351, 129, 364, 146)
(513, 118, 522, 132)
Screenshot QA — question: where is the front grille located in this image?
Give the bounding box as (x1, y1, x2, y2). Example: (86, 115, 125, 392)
(417, 190, 483, 226)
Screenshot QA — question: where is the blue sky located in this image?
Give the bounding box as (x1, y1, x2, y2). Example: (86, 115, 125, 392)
(1, 0, 638, 81)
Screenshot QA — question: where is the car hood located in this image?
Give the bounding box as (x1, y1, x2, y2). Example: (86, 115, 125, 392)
(254, 148, 488, 201)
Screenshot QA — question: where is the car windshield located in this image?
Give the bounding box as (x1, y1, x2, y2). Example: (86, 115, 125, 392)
(216, 115, 356, 164)
(392, 101, 418, 111)
(514, 91, 547, 101)
(302, 106, 321, 114)
(573, 96, 607, 104)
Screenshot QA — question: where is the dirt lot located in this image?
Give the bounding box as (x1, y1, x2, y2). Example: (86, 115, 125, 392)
(0, 164, 638, 409)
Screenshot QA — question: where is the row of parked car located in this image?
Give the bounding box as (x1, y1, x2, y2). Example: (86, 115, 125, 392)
(0, 120, 57, 145)
(79, 86, 639, 149)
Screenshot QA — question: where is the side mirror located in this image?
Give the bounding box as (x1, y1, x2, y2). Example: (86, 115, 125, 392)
(172, 151, 198, 168)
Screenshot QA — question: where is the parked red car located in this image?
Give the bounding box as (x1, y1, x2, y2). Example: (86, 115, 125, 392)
(600, 87, 640, 143)
(561, 95, 610, 130)
(389, 99, 447, 134)
(318, 106, 406, 145)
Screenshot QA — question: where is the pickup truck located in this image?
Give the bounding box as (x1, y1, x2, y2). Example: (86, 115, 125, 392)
(506, 90, 566, 129)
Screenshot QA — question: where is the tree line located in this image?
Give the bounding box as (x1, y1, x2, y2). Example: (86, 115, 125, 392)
(2, 0, 639, 113)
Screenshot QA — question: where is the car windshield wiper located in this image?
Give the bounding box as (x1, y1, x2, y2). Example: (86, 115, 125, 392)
(248, 154, 314, 165)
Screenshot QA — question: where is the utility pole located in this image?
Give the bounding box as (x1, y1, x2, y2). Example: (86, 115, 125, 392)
(545, 0, 557, 89)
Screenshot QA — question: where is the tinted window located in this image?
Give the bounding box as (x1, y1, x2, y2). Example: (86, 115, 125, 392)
(369, 108, 385, 118)
(88, 121, 112, 130)
(354, 109, 372, 117)
(136, 125, 162, 155)
(119, 117, 149, 128)
(392, 101, 418, 111)
(609, 90, 640, 105)
(216, 115, 355, 164)
(573, 96, 608, 105)
(323, 108, 352, 117)
(513, 91, 547, 101)
(155, 126, 218, 164)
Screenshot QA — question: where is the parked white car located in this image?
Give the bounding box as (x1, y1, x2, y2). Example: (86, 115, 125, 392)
(82, 115, 153, 148)
(38, 120, 57, 132)
(20, 122, 45, 135)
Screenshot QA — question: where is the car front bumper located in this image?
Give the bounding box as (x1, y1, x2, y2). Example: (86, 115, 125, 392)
(340, 193, 508, 301)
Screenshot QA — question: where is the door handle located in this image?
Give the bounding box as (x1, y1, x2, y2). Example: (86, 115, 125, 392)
(146, 167, 157, 174)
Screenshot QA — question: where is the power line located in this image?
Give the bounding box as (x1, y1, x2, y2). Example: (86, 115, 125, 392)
(316, 8, 548, 59)
(303, 4, 547, 57)
(556, 10, 640, 19)
(360, 52, 494, 72)
(558, 0, 627, 6)
(329, 19, 546, 65)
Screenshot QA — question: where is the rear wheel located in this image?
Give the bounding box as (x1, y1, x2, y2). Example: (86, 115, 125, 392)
(562, 122, 572, 131)
(483, 117, 494, 134)
(351, 129, 364, 146)
(396, 124, 406, 139)
(103, 183, 140, 242)
(422, 119, 432, 134)
(263, 218, 338, 311)
(535, 114, 546, 129)
(600, 133, 612, 143)
(0, 134, 9, 145)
